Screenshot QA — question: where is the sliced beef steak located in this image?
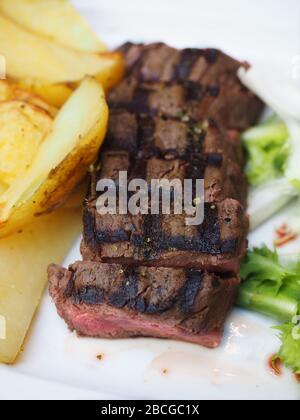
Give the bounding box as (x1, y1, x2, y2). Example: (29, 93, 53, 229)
(49, 262, 239, 348)
(109, 79, 262, 131)
(112, 43, 264, 131)
(82, 198, 249, 273)
(81, 44, 260, 273)
(99, 116, 248, 206)
(48, 42, 263, 348)
(105, 111, 245, 167)
(119, 43, 242, 85)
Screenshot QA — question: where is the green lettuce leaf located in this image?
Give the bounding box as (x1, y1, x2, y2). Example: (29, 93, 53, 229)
(239, 247, 300, 376)
(275, 322, 300, 374)
(242, 120, 289, 186)
(239, 66, 300, 227)
(238, 246, 300, 321)
(240, 246, 293, 292)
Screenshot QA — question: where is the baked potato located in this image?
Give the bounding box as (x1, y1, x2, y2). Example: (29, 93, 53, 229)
(0, 13, 124, 107)
(0, 0, 107, 53)
(0, 206, 82, 364)
(0, 77, 109, 237)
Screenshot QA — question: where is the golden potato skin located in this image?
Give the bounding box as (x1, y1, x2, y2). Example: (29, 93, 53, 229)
(0, 100, 53, 186)
(0, 78, 109, 238)
(21, 82, 75, 108)
(0, 79, 57, 116)
(0, 81, 56, 196)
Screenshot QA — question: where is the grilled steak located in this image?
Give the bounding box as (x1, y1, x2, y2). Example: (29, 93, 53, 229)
(48, 262, 239, 348)
(82, 198, 248, 273)
(49, 43, 264, 348)
(105, 111, 245, 167)
(119, 43, 243, 85)
(112, 43, 263, 131)
(81, 43, 258, 271)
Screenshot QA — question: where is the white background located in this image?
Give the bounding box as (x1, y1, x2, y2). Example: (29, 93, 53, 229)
(74, 0, 300, 64)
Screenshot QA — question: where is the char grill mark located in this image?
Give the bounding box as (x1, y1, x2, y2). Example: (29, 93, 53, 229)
(119, 43, 242, 86)
(180, 269, 205, 314)
(109, 80, 262, 131)
(175, 49, 204, 81)
(66, 263, 205, 315)
(81, 42, 260, 271)
(49, 42, 264, 348)
(102, 112, 247, 204)
(110, 43, 263, 130)
(82, 198, 248, 272)
(49, 262, 240, 345)
(105, 110, 244, 166)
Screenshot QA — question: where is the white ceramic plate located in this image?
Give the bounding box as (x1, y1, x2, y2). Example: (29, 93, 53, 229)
(0, 0, 300, 401)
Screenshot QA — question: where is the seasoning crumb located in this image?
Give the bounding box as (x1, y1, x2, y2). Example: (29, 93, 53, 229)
(96, 354, 104, 361)
(202, 120, 210, 130)
(193, 123, 203, 135)
(162, 368, 169, 375)
(181, 115, 190, 123)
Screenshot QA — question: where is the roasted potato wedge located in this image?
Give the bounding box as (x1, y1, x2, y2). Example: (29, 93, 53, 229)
(0, 13, 124, 107)
(0, 79, 57, 117)
(0, 80, 56, 196)
(0, 13, 123, 84)
(0, 101, 53, 190)
(0, 206, 82, 364)
(0, 77, 109, 237)
(18, 81, 74, 109)
(0, 0, 107, 53)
